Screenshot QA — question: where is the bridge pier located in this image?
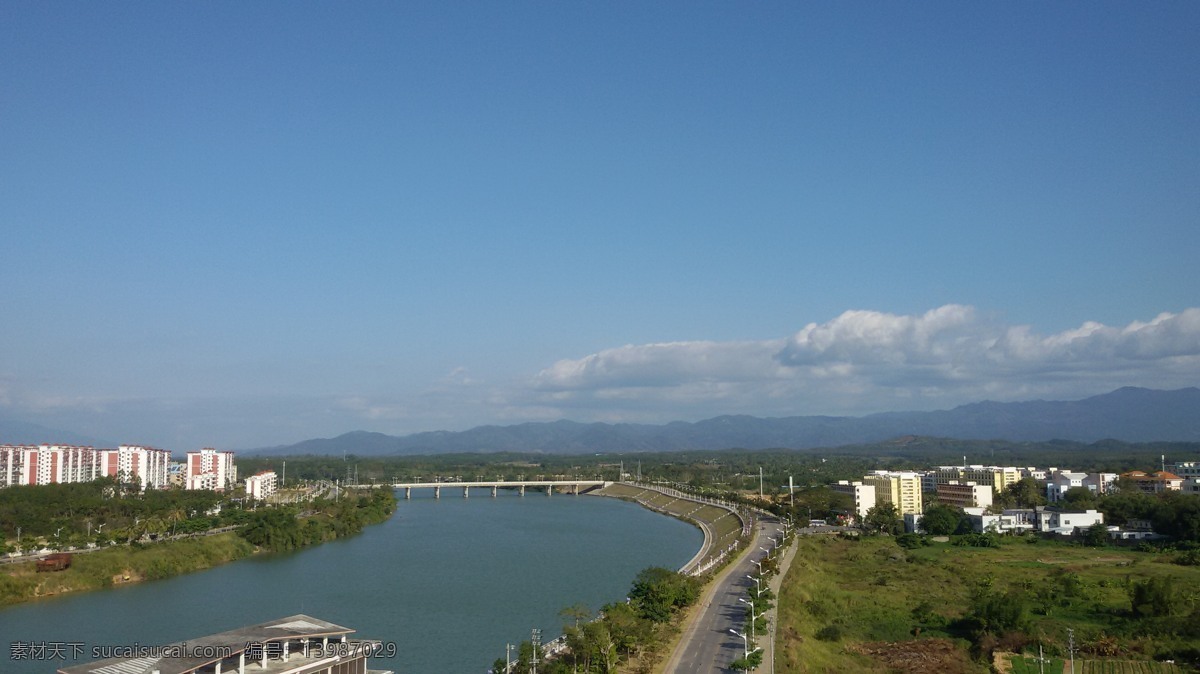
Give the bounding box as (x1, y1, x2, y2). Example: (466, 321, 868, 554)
(405, 487, 411, 499)
(519, 485, 525, 497)
(434, 485, 441, 499)
(491, 485, 497, 497)
(463, 486, 469, 498)
(547, 485, 553, 497)
(573, 483, 580, 495)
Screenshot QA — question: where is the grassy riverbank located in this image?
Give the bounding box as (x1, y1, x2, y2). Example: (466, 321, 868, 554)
(0, 489, 396, 607)
(0, 532, 256, 606)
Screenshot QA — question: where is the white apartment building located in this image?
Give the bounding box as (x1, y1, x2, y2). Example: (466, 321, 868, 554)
(1046, 471, 1087, 502)
(186, 448, 237, 491)
(245, 470, 278, 501)
(100, 445, 171, 490)
(830, 480, 877, 517)
(1, 444, 168, 489)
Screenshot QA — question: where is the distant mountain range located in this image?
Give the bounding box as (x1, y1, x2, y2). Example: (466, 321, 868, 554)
(0, 417, 107, 447)
(246, 386, 1200, 457)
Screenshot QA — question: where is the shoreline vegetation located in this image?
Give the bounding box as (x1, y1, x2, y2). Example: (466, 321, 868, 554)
(0, 488, 395, 608)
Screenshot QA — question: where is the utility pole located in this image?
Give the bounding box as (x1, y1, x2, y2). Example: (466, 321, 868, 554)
(759, 466, 763, 500)
(505, 643, 512, 674)
(1067, 628, 1075, 674)
(530, 629, 541, 674)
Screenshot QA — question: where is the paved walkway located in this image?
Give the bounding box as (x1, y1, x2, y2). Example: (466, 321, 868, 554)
(762, 531, 800, 673)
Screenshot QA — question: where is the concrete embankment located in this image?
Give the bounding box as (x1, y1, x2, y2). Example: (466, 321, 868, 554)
(593, 482, 747, 575)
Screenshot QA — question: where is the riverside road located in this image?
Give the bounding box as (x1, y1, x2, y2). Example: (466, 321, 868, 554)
(664, 515, 788, 674)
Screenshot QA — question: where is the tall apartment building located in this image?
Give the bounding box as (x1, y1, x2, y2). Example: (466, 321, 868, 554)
(186, 448, 237, 491)
(1, 444, 168, 489)
(863, 471, 923, 515)
(0, 444, 100, 486)
(830, 480, 877, 517)
(245, 470, 278, 501)
(99, 445, 171, 490)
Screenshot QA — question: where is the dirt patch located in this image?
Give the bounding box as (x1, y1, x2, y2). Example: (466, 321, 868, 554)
(112, 569, 143, 585)
(849, 638, 977, 674)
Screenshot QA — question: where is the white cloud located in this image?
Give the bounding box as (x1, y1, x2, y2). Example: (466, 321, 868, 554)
(528, 306, 1200, 418)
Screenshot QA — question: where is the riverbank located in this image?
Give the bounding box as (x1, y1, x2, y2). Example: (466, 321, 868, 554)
(0, 532, 256, 606)
(593, 482, 746, 575)
(0, 489, 396, 608)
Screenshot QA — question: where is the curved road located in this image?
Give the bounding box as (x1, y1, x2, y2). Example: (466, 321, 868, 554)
(664, 515, 787, 674)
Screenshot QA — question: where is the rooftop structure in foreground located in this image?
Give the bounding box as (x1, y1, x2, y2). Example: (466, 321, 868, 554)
(58, 614, 392, 674)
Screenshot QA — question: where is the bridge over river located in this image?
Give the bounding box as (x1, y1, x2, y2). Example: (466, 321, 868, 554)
(351, 480, 610, 499)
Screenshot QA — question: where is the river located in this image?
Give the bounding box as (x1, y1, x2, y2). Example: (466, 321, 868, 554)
(0, 489, 701, 673)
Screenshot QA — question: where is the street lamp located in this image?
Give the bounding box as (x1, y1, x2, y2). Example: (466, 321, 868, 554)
(747, 574, 763, 597)
(729, 629, 750, 659)
(738, 597, 766, 643)
(760, 545, 773, 560)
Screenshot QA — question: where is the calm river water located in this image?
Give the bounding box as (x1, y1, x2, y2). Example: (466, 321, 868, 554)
(0, 490, 701, 673)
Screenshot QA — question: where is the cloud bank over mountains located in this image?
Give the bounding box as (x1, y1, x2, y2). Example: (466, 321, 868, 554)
(531, 305, 1200, 418)
(2, 305, 1198, 448)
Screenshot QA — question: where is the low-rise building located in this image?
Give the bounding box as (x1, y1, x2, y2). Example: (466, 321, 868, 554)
(830, 480, 876, 518)
(1184, 477, 1200, 495)
(1121, 470, 1183, 494)
(963, 507, 1036, 535)
(1168, 461, 1200, 480)
(936, 480, 993, 509)
(931, 465, 1021, 497)
(58, 614, 392, 674)
(1036, 507, 1104, 535)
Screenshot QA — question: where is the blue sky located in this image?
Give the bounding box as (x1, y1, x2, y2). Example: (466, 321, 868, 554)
(2, 2, 1198, 449)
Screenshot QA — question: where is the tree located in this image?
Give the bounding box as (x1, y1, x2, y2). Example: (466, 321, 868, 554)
(1006, 477, 1047, 508)
(920, 504, 963, 536)
(1062, 486, 1097, 509)
(629, 567, 699, 623)
(1081, 521, 1109, 547)
(863, 502, 903, 535)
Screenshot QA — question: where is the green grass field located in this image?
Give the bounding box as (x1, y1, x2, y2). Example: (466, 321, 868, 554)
(775, 535, 1200, 673)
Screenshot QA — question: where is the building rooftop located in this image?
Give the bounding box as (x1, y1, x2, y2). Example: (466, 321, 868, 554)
(58, 615, 357, 674)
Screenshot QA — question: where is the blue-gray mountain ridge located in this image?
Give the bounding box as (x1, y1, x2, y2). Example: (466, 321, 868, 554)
(246, 386, 1200, 456)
